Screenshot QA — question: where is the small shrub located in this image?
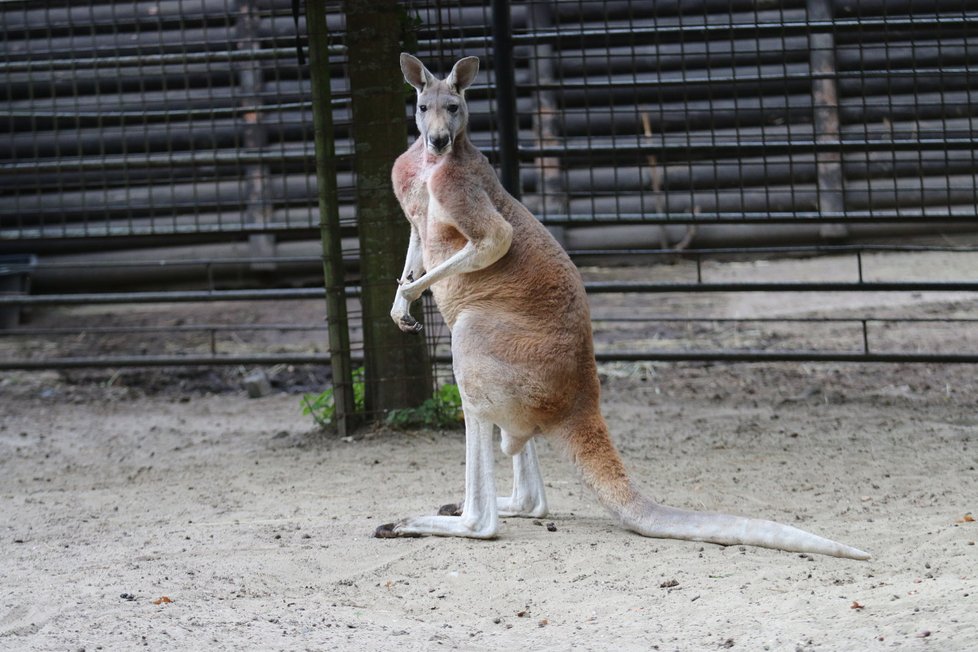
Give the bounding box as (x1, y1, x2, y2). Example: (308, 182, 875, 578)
(386, 383, 463, 429)
(300, 367, 365, 428)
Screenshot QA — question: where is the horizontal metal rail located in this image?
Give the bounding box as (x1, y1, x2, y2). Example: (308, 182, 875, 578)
(0, 353, 332, 370)
(4, 317, 972, 338)
(3, 245, 973, 275)
(522, 138, 978, 159)
(0, 288, 325, 306)
(0, 147, 351, 174)
(0, 46, 345, 73)
(531, 66, 978, 91)
(3, 280, 977, 307)
(544, 211, 978, 226)
(420, 15, 978, 52)
(0, 323, 328, 337)
(508, 16, 978, 46)
(5, 213, 976, 241)
(585, 281, 978, 293)
(592, 316, 978, 324)
(8, 137, 973, 177)
(4, 349, 977, 372)
(592, 351, 978, 364)
(423, 350, 978, 364)
(4, 98, 350, 125)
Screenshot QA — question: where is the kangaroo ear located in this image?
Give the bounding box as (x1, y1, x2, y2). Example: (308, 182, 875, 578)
(400, 53, 434, 92)
(447, 56, 480, 94)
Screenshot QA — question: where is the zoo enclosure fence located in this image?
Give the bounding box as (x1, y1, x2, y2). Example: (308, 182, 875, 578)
(2, 1, 978, 403)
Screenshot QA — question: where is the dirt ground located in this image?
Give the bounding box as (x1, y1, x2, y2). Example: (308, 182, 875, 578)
(1, 254, 977, 650)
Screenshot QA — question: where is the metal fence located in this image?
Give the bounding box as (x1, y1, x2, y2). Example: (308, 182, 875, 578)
(2, 0, 978, 378)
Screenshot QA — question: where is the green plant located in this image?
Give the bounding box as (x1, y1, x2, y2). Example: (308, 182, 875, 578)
(300, 367, 365, 428)
(386, 383, 463, 429)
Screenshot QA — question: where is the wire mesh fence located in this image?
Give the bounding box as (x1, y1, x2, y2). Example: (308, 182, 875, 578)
(2, 1, 978, 397)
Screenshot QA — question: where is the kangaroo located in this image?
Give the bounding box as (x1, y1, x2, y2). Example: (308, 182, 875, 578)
(375, 53, 870, 560)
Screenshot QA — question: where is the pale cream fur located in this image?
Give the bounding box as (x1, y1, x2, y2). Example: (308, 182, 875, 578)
(375, 54, 869, 560)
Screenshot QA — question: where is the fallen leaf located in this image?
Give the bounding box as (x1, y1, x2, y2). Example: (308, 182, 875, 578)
(850, 600, 864, 610)
(152, 596, 173, 605)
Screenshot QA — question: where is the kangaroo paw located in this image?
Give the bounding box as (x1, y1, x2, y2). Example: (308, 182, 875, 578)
(398, 315, 423, 333)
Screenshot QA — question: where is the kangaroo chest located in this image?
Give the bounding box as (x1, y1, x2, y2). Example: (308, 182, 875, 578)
(397, 162, 468, 268)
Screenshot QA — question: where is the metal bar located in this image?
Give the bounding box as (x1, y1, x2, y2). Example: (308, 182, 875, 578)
(0, 353, 333, 370)
(583, 281, 978, 294)
(808, 0, 847, 240)
(568, 244, 978, 255)
(401, 16, 978, 53)
(25, 256, 324, 269)
(0, 47, 346, 74)
(0, 324, 328, 336)
(5, 349, 978, 372)
(307, 0, 356, 435)
(525, 67, 978, 92)
(590, 317, 978, 324)
(490, 0, 521, 199)
(6, 133, 976, 175)
(519, 138, 978, 159)
(0, 288, 326, 306)
(7, 214, 976, 235)
(543, 212, 978, 225)
(506, 17, 978, 47)
(595, 351, 978, 364)
(236, 0, 276, 269)
(4, 316, 974, 338)
(424, 351, 978, 364)
(4, 279, 977, 308)
(0, 148, 352, 174)
(4, 98, 350, 124)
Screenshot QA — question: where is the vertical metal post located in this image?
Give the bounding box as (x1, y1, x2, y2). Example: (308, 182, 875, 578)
(526, 1, 567, 244)
(491, 0, 521, 199)
(235, 0, 276, 270)
(307, 0, 355, 435)
(807, 0, 847, 239)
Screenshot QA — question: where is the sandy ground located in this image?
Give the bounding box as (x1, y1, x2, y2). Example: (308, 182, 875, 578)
(1, 359, 976, 651)
(2, 251, 977, 650)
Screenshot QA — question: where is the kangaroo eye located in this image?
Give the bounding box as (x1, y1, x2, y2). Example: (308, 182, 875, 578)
(447, 104, 459, 114)
(418, 104, 428, 113)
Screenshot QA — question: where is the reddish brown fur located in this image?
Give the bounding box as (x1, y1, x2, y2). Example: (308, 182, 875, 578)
(384, 55, 868, 559)
(392, 128, 633, 502)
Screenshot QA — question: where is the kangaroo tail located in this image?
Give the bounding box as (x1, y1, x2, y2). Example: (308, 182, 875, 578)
(563, 416, 870, 560)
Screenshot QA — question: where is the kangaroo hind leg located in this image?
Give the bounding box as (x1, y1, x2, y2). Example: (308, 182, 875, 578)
(497, 435, 548, 518)
(375, 412, 498, 539)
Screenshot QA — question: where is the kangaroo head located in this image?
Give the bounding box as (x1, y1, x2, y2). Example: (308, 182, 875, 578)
(400, 53, 480, 156)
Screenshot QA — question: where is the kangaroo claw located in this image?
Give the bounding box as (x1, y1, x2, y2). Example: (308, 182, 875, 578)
(399, 315, 423, 333)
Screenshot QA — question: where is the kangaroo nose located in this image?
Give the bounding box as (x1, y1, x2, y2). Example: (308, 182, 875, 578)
(429, 134, 450, 152)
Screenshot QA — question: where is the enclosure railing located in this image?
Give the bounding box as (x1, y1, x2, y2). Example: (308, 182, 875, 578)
(1, 0, 977, 382)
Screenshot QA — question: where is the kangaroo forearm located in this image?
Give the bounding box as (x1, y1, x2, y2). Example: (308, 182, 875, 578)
(398, 228, 424, 284)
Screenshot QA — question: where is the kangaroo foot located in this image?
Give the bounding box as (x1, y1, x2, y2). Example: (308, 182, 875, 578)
(374, 521, 423, 538)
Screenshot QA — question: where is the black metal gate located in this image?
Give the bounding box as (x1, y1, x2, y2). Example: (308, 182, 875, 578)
(2, 0, 977, 373)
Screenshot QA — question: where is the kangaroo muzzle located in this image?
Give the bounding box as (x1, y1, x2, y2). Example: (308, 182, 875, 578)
(427, 132, 452, 154)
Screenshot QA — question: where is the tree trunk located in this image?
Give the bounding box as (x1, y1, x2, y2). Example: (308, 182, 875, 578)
(345, 0, 431, 416)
